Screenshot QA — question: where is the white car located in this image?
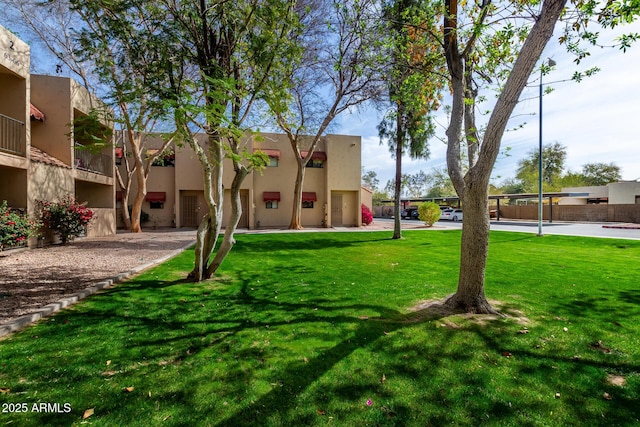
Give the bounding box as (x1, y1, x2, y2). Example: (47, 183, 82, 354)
(440, 208, 453, 220)
(440, 208, 463, 221)
(451, 209, 463, 221)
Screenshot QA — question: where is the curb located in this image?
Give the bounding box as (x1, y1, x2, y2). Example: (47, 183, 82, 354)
(0, 240, 195, 338)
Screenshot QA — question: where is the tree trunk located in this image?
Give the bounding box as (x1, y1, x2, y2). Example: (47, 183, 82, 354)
(445, 186, 498, 314)
(208, 168, 249, 275)
(289, 162, 305, 230)
(443, 0, 567, 313)
(188, 133, 224, 282)
(392, 121, 403, 240)
(121, 194, 132, 231)
(130, 143, 147, 233)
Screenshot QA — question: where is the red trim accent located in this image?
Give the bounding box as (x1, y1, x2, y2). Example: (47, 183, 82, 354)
(254, 148, 280, 159)
(263, 191, 281, 202)
(302, 192, 317, 202)
(300, 151, 327, 161)
(145, 192, 166, 202)
(30, 103, 45, 122)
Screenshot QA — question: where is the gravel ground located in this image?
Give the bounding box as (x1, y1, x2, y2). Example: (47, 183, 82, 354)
(0, 229, 197, 326)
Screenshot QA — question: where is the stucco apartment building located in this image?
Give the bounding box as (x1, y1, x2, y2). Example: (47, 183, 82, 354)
(1, 25, 116, 245)
(117, 132, 364, 230)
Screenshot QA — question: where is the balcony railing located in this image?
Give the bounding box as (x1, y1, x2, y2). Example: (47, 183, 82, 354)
(0, 114, 26, 157)
(74, 143, 113, 177)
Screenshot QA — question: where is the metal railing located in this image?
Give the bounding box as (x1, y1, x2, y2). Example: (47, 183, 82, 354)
(0, 114, 26, 157)
(74, 143, 113, 177)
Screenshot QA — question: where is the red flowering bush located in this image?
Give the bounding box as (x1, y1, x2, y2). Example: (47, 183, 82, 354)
(361, 204, 373, 226)
(0, 201, 39, 250)
(36, 195, 94, 244)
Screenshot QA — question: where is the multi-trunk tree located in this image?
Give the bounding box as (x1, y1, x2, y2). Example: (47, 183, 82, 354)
(155, 0, 302, 280)
(268, 0, 385, 230)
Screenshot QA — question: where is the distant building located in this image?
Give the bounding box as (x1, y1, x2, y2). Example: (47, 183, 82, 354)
(116, 132, 364, 229)
(560, 181, 640, 205)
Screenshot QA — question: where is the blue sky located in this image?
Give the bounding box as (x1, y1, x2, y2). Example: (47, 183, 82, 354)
(5, 14, 638, 187)
(339, 20, 640, 187)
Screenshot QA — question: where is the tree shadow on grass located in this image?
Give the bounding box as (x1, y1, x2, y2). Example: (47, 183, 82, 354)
(232, 234, 398, 254)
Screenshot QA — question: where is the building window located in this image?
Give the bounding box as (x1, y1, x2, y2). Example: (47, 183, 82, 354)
(301, 151, 327, 168)
(302, 201, 314, 209)
(266, 200, 278, 209)
(306, 159, 324, 168)
(268, 157, 279, 167)
(636, 195, 640, 204)
(150, 201, 164, 209)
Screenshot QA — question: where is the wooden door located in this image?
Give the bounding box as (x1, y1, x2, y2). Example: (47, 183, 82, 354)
(239, 191, 249, 228)
(331, 193, 343, 226)
(181, 194, 199, 227)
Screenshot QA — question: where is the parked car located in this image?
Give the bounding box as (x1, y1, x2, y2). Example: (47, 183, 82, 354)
(451, 209, 463, 221)
(402, 208, 419, 220)
(440, 208, 453, 220)
(440, 208, 463, 221)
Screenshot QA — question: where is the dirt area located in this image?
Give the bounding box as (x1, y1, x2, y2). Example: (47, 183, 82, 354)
(0, 229, 196, 326)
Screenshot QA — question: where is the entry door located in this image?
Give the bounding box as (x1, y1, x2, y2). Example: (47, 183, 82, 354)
(331, 193, 343, 226)
(181, 195, 199, 227)
(239, 191, 249, 228)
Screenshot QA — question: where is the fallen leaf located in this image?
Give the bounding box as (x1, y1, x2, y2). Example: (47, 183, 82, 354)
(517, 329, 529, 334)
(381, 374, 386, 383)
(555, 392, 561, 399)
(0, 388, 10, 394)
(148, 391, 152, 398)
(317, 409, 326, 415)
(303, 356, 309, 363)
(123, 386, 135, 393)
(82, 408, 94, 419)
(606, 374, 627, 387)
(501, 351, 513, 358)
(603, 392, 612, 400)
(106, 360, 111, 366)
(590, 340, 611, 354)
(162, 415, 172, 421)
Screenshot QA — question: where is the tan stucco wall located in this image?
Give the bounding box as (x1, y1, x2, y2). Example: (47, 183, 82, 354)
(30, 75, 73, 164)
(28, 162, 75, 208)
(1, 26, 30, 167)
(0, 166, 27, 208)
(0, 26, 30, 79)
(86, 207, 116, 238)
(361, 187, 373, 211)
(608, 181, 640, 204)
(145, 166, 176, 227)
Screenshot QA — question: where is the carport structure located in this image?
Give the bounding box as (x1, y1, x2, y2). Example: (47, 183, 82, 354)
(383, 192, 588, 222)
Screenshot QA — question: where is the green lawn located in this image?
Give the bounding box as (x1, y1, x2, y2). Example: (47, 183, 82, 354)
(1, 230, 639, 426)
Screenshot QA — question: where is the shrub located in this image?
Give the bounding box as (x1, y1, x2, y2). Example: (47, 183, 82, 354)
(0, 201, 40, 250)
(36, 195, 94, 244)
(361, 204, 373, 225)
(418, 202, 441, 227)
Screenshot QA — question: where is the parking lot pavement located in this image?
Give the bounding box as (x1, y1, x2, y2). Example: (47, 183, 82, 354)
(374, 217, 640, 240)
